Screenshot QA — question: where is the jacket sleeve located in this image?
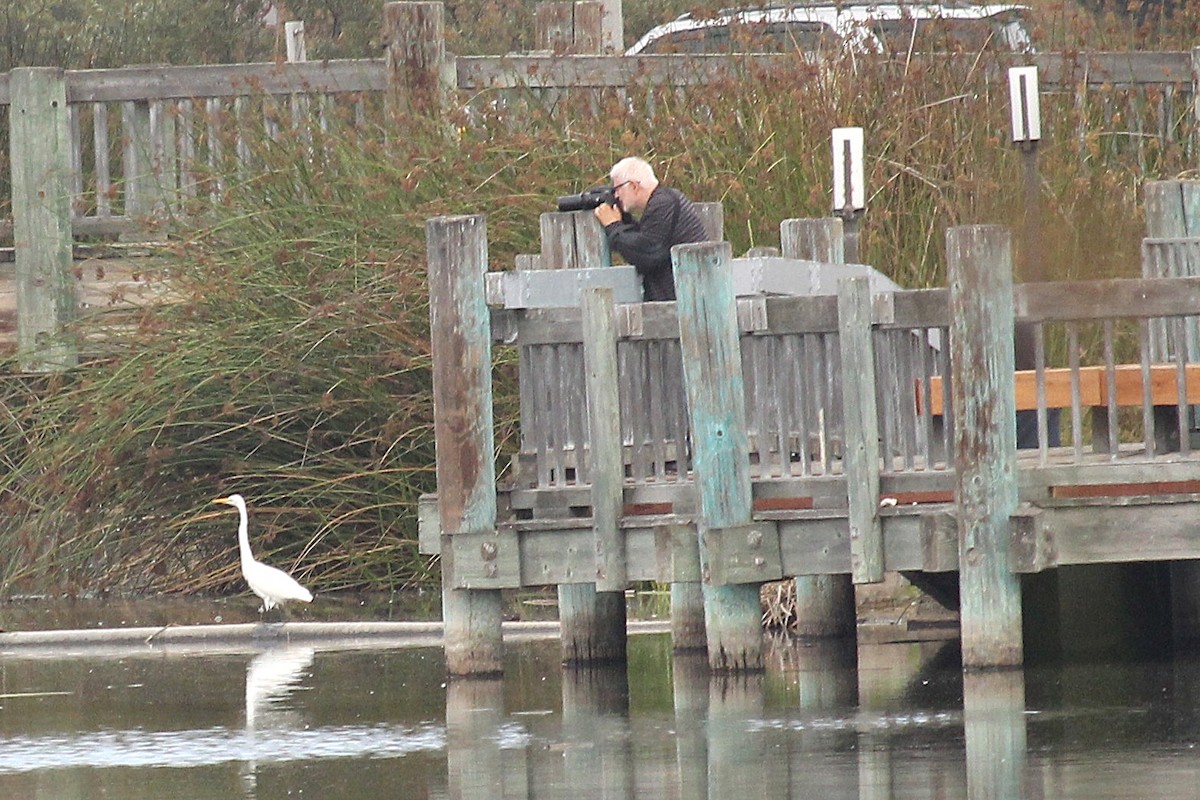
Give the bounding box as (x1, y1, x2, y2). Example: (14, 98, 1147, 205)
(603, 190, 675, 280)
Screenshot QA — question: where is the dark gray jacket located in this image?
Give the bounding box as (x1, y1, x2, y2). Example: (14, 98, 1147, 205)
(603, 186, 710, 301)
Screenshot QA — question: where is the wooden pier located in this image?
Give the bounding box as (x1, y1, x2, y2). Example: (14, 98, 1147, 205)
(421, 180, 1200, 675)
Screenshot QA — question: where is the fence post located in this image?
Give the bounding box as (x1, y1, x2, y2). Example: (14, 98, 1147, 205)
(10, 67, 77, 373)
(584, 287, 625, 592)
(383, 2, 454, 120)
(781, 217, 858, 637)
(598, 0, 623, 53)
(948, 224, 1023, 669)
(427, 214, 504, 677)
(535, 1, 603, 54)
(674, 240, 763, 672)
(285, 20, 307, 62)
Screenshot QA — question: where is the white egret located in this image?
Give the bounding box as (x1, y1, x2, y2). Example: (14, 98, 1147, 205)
(213, 494, 314, 616)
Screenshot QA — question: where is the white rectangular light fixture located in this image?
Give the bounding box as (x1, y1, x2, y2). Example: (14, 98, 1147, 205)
(1008, 66, 1041, 143)
(832, 127, 865, 213)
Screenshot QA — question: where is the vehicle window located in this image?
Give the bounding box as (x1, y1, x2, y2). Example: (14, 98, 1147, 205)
(640, 20, 838, 54)
(870, 14, 1028, 53)
(640, 27, 729, 54)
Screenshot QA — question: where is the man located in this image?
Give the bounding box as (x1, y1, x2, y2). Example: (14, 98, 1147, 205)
(594, 157, 710, 301)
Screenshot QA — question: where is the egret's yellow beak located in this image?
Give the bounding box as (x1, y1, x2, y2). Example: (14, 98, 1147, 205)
(213, 497, 233, 506)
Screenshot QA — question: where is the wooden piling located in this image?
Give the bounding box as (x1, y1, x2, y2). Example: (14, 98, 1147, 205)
(541, 218, 624, 664)
(583, 287, 625, 592)
(948, 225, 1023, 669)
(782, 217, 857, 636)
(427, 214, 504, 677)
(667, 200, 722, 652)
(780, 217, 845, 264)
(673, 240, 764, 672)
(558, 585, 627, 664)
(1144, 179, 1200, 649)
(10, 67, 77, 373)
(540, 210, 609, 269)
(561, 287, 627, 664)
(383, 2, 454, 120)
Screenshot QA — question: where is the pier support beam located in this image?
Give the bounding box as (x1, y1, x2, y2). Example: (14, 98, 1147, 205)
(674, 240, 763, 672)
(948, 225, 1023, 669)
(428, 214, 504, 677)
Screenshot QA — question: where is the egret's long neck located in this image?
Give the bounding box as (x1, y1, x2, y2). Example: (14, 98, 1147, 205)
(237, 504, 255, 565)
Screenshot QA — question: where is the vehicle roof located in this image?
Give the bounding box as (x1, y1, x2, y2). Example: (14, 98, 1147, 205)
(626, 2, 1032, 55)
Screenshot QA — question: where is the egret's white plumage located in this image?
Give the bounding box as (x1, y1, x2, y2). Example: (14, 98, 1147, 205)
(213, 494, 313, 613)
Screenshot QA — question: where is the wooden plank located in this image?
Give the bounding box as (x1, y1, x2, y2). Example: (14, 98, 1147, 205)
(0, 51, 1187, 108)
(923, 366, 1100, 415)
(1047, 502, 1200, 565)
(1015, 275, 1200, 321)
(922, 363, 1200, 415)
(1103, 362, 1200, 405)
(64, 60, 385, 103)
(702, 522, 782, 584)
(453, 51, 1195, 92)
(1049, 480, 1200, 498)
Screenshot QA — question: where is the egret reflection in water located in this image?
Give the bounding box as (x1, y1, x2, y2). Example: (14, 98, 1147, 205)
(245, 645, 316, 730)
(243, 645, 316, 797)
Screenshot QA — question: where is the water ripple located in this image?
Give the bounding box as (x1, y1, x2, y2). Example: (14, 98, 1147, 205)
(0, 723, 447, 774)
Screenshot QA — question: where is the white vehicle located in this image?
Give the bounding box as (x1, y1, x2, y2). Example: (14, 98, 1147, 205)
(625, 2, 1034, 56)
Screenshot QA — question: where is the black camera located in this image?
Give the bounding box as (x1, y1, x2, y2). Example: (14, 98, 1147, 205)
(556, 185, 617, 212)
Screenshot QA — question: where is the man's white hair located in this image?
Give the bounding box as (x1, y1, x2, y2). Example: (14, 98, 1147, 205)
(610, 157, 657, 186)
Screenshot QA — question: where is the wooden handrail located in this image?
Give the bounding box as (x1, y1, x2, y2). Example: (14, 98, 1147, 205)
(920, 363, 1200, 416)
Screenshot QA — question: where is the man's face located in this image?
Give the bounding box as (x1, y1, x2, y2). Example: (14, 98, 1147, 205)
(612, 179, 647, 213)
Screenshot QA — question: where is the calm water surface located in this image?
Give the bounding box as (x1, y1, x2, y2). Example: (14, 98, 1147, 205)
(1, 629, 1199, 799)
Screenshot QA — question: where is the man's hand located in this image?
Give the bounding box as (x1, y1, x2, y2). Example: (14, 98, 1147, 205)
(594, 202, 622, 227)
